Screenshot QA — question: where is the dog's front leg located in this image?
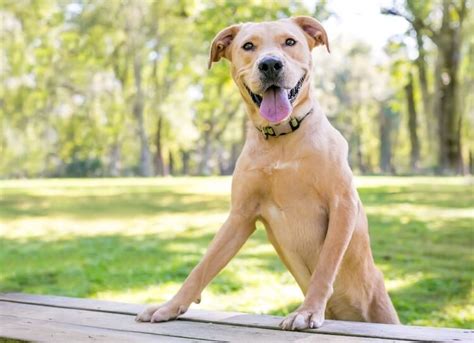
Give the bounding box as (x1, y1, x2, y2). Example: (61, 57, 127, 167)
(136, 212, 255, 323)
(280, 187, 358, 331)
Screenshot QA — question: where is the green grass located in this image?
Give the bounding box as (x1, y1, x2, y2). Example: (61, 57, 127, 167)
(0, 176, 473, 328)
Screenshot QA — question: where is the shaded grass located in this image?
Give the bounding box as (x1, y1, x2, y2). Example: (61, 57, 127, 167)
(0, 176, 472, 328)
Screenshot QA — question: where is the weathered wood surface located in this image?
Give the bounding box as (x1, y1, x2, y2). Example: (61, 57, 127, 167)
(0, 293, 472, 342)
(0, 315, 198, 343)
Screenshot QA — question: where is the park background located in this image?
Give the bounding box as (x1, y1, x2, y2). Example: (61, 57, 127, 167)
(0, 0, 473, 329)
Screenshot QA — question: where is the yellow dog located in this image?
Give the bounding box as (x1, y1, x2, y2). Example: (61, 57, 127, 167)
(137, 16, 399, 330)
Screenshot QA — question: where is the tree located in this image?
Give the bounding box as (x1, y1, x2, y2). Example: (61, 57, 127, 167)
(3, 0, 469, 178)
(435, 0, 468, 174)
(379, 102, 397, 174)
(404, 71, 421, 171)
(383, 0, 470, 174)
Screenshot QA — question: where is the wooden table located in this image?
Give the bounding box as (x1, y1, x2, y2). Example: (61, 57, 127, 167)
(0, 293, 472, 342)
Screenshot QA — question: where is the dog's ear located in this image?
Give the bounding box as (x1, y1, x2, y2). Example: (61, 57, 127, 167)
(292, 16, 330, 53)
(208, 24, 241, 69)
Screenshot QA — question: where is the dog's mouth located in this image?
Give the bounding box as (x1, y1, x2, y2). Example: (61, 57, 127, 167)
(245, 75, 305, 123)
(245, 75, 305, 108)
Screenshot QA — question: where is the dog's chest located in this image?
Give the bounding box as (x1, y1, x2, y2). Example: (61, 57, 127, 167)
(257, 157, 329, 253)
(258, 154, 322, 206)
(261, 159, 301, 174)
(260, 198, 328, 272)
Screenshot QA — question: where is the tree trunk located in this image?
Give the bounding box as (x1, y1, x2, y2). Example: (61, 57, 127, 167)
(217, 146, 226, 175)
(108, 142, 121, 177)
(414, 28, 435, 155)
(404, 72, 420, 172)
(379, 104, 393, 174)
(228, 143, 240, 174)
(469, 150, 473, 175)
(168, 150, 174, 176)
(435, 0, 465, 174)
(355, 134, 367, 174)
(154, 115, 166, 176)
(133, 52, 153, 177)
(199, 128, 212, 175)
(181, 150, 190, 175)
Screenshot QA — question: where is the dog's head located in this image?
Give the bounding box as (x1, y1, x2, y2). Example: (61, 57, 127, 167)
(209, 16, 329, 124)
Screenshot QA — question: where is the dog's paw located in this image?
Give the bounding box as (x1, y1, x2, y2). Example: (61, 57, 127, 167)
(279, 308, 324, 331)
(136, 302, 188, 323)
(136, 304, 161, 322)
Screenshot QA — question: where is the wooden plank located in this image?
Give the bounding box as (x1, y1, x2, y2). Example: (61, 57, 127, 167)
(0, 302, 393, 343)
(1, 293, 472, 342)
(0, 315, 201, 343)
(0, 292, 144, 315)
(181, 312, 473, 342)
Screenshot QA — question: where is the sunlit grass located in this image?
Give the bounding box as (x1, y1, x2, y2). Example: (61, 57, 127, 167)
(0, 176, 472, 328)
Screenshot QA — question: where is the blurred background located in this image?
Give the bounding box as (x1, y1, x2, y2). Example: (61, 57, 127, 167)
(0, 0, 473, 330)
(0, 0, 472, 177)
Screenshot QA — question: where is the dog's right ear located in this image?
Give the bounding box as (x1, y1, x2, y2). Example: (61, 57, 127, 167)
(292, 16, 330, 53)
(208, 24, 241, 69)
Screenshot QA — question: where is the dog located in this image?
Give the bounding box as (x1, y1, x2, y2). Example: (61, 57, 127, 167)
(136, 16, 399, 330)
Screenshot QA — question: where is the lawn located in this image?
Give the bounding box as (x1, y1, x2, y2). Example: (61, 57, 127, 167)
(0, 176, 472, 328)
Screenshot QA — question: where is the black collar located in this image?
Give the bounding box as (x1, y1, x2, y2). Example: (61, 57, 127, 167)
(256, 109, 313, 140)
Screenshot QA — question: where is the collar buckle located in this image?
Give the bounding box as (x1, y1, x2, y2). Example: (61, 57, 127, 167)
(261, 126, 276, 139)
(289, 117, 300, 131)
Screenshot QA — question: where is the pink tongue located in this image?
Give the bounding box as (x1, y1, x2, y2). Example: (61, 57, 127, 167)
(259, 87, 291, 123)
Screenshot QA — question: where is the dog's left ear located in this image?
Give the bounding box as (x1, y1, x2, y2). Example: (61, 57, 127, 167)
(208, 24, 241, 69)
(292, 16, 330, 53)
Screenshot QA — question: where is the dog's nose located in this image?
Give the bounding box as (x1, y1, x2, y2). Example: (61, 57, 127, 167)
(258, 57, 283, 79)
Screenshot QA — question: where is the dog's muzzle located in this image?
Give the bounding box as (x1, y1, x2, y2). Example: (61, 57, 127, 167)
(245, 75, 305, 108)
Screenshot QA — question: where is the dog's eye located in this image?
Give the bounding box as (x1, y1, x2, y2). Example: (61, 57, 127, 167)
(285, 38, 297, 46)
(242, 42, 254, 51)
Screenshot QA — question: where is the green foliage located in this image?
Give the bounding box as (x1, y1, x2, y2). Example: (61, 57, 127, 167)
(0, 0, 472, 176)
(0, 0, 312, 177)
(0, 176, 472, 328)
